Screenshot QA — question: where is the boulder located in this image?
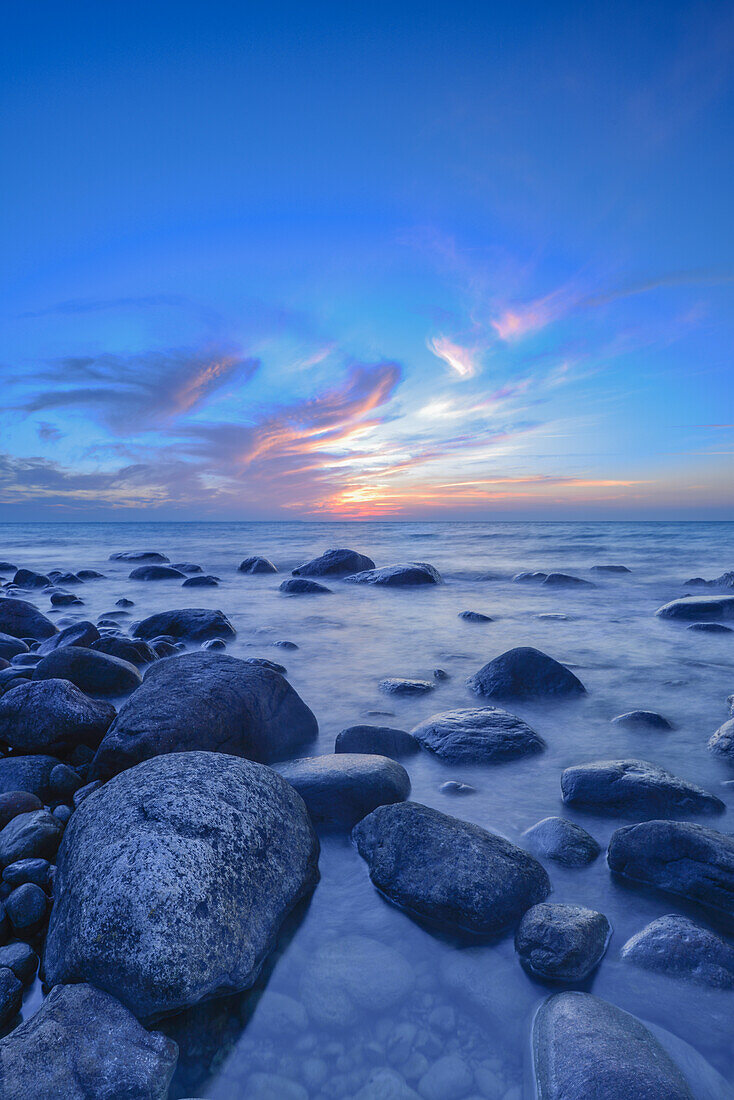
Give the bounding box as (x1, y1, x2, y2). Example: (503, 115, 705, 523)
(379, 678, 434, 695)
(0, 635, 28, 661)
(279, 578, 331, 595)
(334, 725, 419, 758)
(0, 942, 38, 985)
(689, 622, 733, 633)
(458, 610, 493, 623)
(0, 968, 21, 1027)
(591, 565, 631, 573)
(299, 935, 413, 1028)
(707, 717, 734, 760)
(50, 591, 83, 607)
(542, 573, 594, 587)
(5, 882, 47, 931)
(409, 707, 545, 763)
(467, 647, 586, 700)
(0, 598, 57, 640)
(515, 903, 610, 981)
(3, 856, 51, 889)
(275, 753, 410, 828)
(655, 595, 734, 621)
(44, 752, 319, 1021)
(91, 651, 318, 780)
(182, 574, 219, 587)
(0, 983, 178, 1099)
(129, 565, 186, 581)
(621, 914, 734, 989)
(0, 792, 43, 830)
(0, 678, 116, 754)
(684, 571, 734, 589)
(172, 563, 203, 574)
(89, 635, 158, 665)
(561, 759, 724, 817)
(292, 548, 375, 576)
(611, 710, 672, 730)
(110, 551, 170, 562)
(353, 801, 550, 936)
(0, 809, 64, 866)
(0, 756, 64, 801)
(532, 992, 695, 1099)
(607, 819, 734, 916)
(36, 620, 101, 655)
(33, 646, 142, 697)
(238, 556, 278, 574)
(522, 817, 600, 868)
(513, 571, 547, 583)
(77, 569, 104, 580)
(345, 562, 442, 586)
(12, 569, 50, 589)
(132, 608, 236, 642)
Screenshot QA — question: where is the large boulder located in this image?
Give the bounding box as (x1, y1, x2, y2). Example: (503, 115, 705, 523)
(129, 565, 186, 581)
(522, 817, 600, 867)
(708, 717, 734, 760)
(621, 914, 734, 989)
(36, 621, 101, 656)
(656, 595, 734, 621)
(44, 752, 320, 1021)
(293, 548, 375, 576)
(334, 725, 419, 758)
(467, 647, 586, 700)
(409, 707, 545, 763)
(515, 903, 610, 981)
(275, 754, 410, 828)
(607, 820, 734, 916)
(611, 710, 672, 730)
(0, 678, 116, 754)
(90, 651, 318, 780)
(0, 982, 177, 1099)
(238, 556, 277, 574)
(33, 646, 142, 697)
(12, 568, 50, 589)
(532, 992, 695, 1099)
(0, 755, 64, 801)
(89, 635, 158, 666)
(352, 801, 549, 936)
(0, 598, 57, 640)
(561, 759, 724, 817)
(132, 608, 236, 642)
(345, 562, 442, 586)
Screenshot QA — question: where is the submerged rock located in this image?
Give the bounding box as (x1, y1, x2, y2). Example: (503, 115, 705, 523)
(279, 578, 332, 595)
(515, 903, 610, 981)
(276, 753, 410, 828)
(458, 610, 493, 622)
(132, 608, 236, 641)
(513, 571, 547, 583)
(345, 562, 442, 586)
(129, 565, 186, 581)
(0, 982, 178, 1099)
(684, 571, 734, 589)
(379, 678, 434, 696)
(409, 706, 545, 763)
(708, 717, 734, 759)
(292, 548, 375, 576)
(590, 564, 631, 573)
(561, 759, 724, 817)
(44, 752, 320, 1021)
(611, 710, 672, 729)
(0, 598, 57, 640)
(467, 647, 586, 701)
(91, 651, 318, 779)
(110, 550, 169, 562)
(656, 595, 734, 621)
(0, 678, 116, 754)
(33, 646, 142, 697)
(542, 573, 594, 587)
(522, 817, 601, 868)
(181, 574, 219, 587)
(300, 935, 413, 1028)
(621, 914, 734, 989)
(689, 622, 733, 633)
(334, 725, 420, 758)
(238, 556, 278, 574)
(353, 801, 550, 936)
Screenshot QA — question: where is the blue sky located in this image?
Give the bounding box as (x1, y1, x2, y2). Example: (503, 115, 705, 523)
(1, 0, 733, 519)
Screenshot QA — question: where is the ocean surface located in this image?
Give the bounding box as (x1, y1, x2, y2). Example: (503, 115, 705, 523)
(2, 520, 734, 1098)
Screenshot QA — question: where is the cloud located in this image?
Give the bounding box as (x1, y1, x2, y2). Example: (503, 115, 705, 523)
(427, 335, 480, 378)
(36, 422, 64, 443)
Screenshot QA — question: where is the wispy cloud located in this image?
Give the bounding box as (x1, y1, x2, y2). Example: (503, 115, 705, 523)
(427, 334, 480, 378)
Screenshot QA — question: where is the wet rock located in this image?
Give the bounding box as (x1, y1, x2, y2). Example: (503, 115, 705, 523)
(0, 564, 15, 574)
(7, 653, 40, 669)
(202, 637, 227, 651)
(379, 678, 434, 696)
(73, 780, 101, 807)
(275, 753, 410, 828)
(129, 565, 186, 581)
(418, 1054, 474, 1100)
(353, 801, 550, 936)
(522, 817, 600, 868)
(172, 563, 203, 574)
(279, 577, 332, 595)
(300, 935, 413, 1028)
(45, 752, 319, 1021)
(12, 568, 50, 589)
(440, 780, 476, 795)
(0, 598, 57, 640)
(77, 569, 104, 580)
(684, 571, 734, 589)
(91, 651, 318, 779)
(515, 903, 610, 981)
(132, 608, 236, 642)
(0, 756, 64, 801)
(272, 639, 298, 649)
(607, 819, 734, 916)
(335, 725, 419, 758)
(590, 564, 631, 573)
(238, 556, 278, 574)
(467, 647, 586, 701)
(34, 646, 142, 697)
(410, 707, 545, 763)
(0, 792, 43, 831)
(242, 656, 286, 674)
(458, 610, 493, 622)
(621, 914, 734, 990)
(116, 597, 134, 607)
(656, 595, 734, 621)
(0, 809, 64, 865)
(432, 668, 449, 680)
(182, 574, 219, 587)
(50, 591, 83, 607)
(708, 717, 734, 759)
(89, 635, 158, 665)
(48, 571, 83, 586)
(0, 669, 32, 694)
(36, 620, 101, 655)
(5, 882, 47, 931)
(611, 710, 672, 729)
(50, 762, 83, 801)
(110, 550, 170, 562)
(561, 759, 724, 817)
(532, 992, 695, 1099)
(0, 982, 178, 1099)
(0, 635, 28, 661)
(0, 678, 116, 754)
(542, 573, 594, 587)
(688, 622, 733, 633)
(354, 1068, 421, 1100)
(293, 548, 376, 576)
(0, 968, 21, 1027)
(0, 942, 38, 985)
(2, 857, 51, 889)
(513, 571, 547, 583)
(345, 562, 442, 586)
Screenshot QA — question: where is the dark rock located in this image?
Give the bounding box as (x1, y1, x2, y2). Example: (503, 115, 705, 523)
(561, 759, 724, 818)
(542, 573, 594, 587)
(110, 551, 170, 562)
(458, 610, 493, 622)
(76, 569, 104, 580)
(0, 968, 21, 1027)
(182, 574, 219, 587)
(50, 591, 83, 607)
(242, 656, 286, 674)
(2, 857, 51, 889)
(45, 752, 319, 1020)
(12, 569, 50, 589)
(48, 571, 83, 586)
(334, 725, 419, 758)
(151, 640, 178, 658)
(0, 942, 38, 984)
(0, 810, 64, 865)
(201, 637, 226, 650)
(522, 817, 600, 868)
(238, 556, 278, 574)
(611, 710, 672, 729)
(0, 565, 15, 574)
(8, 653, 40, 667)
(53, 804, 73, 824)
(590, 564, 631, 573)
(50, 762, 83, 801)
(272, 639, 298, 650)
(0, 599, 57, 640)
(532, 992, 695, 1099)
(345, 562, 442, 586)
(129, 565, 186, 581)
(515, 903, 610, 981)
(621, 914, 734, 989)
(684, 571, 734, 589)
(5, 882, 47, 931)
(708, 717, 734, 759)
(410, 707, 545, 763)
(115, 597, 134, 607)
(90, 635, 158, 665)
(467, 647, 586, 700)
(132, 608, 236, 642)
(0, 756, 64, 801)
(688, 621, 733, 633)
(379, 678, 434, 696)
(34, 646, 142, 697)
(293, 548, 375, 577)
(275, 754, 410, 828)
(353, 801, 550, 936)
(0, 678, 116, 753)
(0, 793, 43, 831)
(513, 571, 547, 583)
(279, 578, 331, 595)
(91, 651, 318, 780)
(608, 819, 734, 916)
(656, 595, 734, 621)
(0, 635, 27, 661)
(440, 780, 475, 795)
(432, 667, 449, 680)
(73, 780, 101, 807)
(0, 982, 178, 1098)
(36, 620, 101, 655)
(0, 669, 32, 693)
(172, 563, 203, 574)
(300, 935, 413, 1029)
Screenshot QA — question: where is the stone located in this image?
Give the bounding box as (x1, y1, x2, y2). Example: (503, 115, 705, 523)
(0, 982, 178, 1099)
(182, 574, 219, 587)
(0, 756, 64, 801)
(607, 819, 734, 916)
(244, 1073, 308, 1099)
(684, 571, 734, 589)
(467, 647, 586, 700)
(12, 568, 50, 589)
(33, 646, 142, 697)
(77, 569, 104, 580)
(300, 935, 413, 1028)
(542, 573, 594, 587)
(90, 635, 158, 665)
(656, 595, 734, 621)
(279, 577, 332, 595)
(515, 903, 610, 981)
(708, 717, 734, 759)
(513, 571, 547, 583)
(0, 968, 21, 1027)
(0, 635, 28, 661)
(440, 781, 475, 795)
(335, 725, 420, 758)
(110, 551, 169, 562)
(172, 563, 203, 574)
(561, 759, 724, 817)
(0, 792, 43, 831)
(0, 678, 116, 754)
(522, 817, 600, 868)
(50, 762, 83, 801)
(91, 651, 318, 780)
(353, 802, 550, 936)
(36, 620, 101, 655)
(458, 611, 493, 622)
(2, 857, 51, 889)
(689, 622, 733, 633)
(0, 942, 38, 985)
(50, 591, 83, 607)
(621, 914, 734, 989)
(611, 710, 672, 729)
(418, 1055, 473, 1100)
(409, 707, 545, 763)
(293, 548, 376, 576)
(5, 882, 47, 931)
(238, 556, 278, 574)
(379, 678, 434, 695)
(45, 752, 319, 1021)
(275, 753, 410, 828)
(132, 608, 236, 642)
(590, 565, 631, 573)
(345, 562, 442, 586)
(129, 565, 186, 580)
(0, 810, 64, 865)
(0, 598, 57, 640)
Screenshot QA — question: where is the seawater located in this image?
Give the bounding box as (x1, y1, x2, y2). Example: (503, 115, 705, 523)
(2, 520, 733, 1098)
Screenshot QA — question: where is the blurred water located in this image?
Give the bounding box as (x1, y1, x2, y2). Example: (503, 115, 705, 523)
(2, 520, 733, 1098)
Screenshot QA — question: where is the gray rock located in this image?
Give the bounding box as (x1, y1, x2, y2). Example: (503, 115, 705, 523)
(0, 942, 38, 985)
(440, 780, 475, 794)
(611, 710, 672, 729)
(621, 914, 734, 989)
(0, 635, 28, 661)
(353, 801, 550, 935)
(0, 967, 21, 1027)
(76, 569, 104, 579)
(708, 717, 734, 759)
(689, 622, 733, 633)
(0, 793, 43, 831)
(91, 651, 318, 780)
(522, 817, 600, 868)
(5, 882, 47, 931)
(334, 725, 419, 758)
(354, 1069, 421, 1100)
(50, 591, 83, 607)
(182, 575, 219, 587)
(379, 678, 434, 696)
(50, 762, 83, 800)
(89, 635, 158, 665)
(409, 707, 545, 763)
(0, 982, 178, 1099)
(467, 647, 586, 700)
(532, 992, 695, 1099)
(345, 562, 442, 586)
(0, 756, 64, 801)
(275, 754, 410, 828)
(561, 759, 724, 817)
(684, 571, 734, 589)
(458, 610, 493, 622)
(172, 563, 203, 574)
(279, 578, 331, 595)
(0, 810, 64, 866)
(656, 595, 734, 621)
(33, 646, 142, 697)
(2, 857, 51, 889)
(300, 935, 413, 1028)
(129, 565, 186, 580)
(132, 608, 236, 642)
(36, 620, 100, 655)
(293, 548, 375, 576)
(418, 1054, 474, 1100)
(515, 903, 610, 981)
(0, 678, 116, 754)
(12, 569, 50, 589)
(110, 550, 170, 562)
(238, 556, 278, 574)
(0, 598, 57, 640)
(513, 571, 547, 583)
(542, 573, 594, 587)
(607, 819, 734, 916)
(591, 565, 631, 573)
(44, 752, 319, 1021)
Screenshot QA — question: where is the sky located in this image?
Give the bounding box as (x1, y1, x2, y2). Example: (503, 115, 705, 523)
(1, 0, 733, 521)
